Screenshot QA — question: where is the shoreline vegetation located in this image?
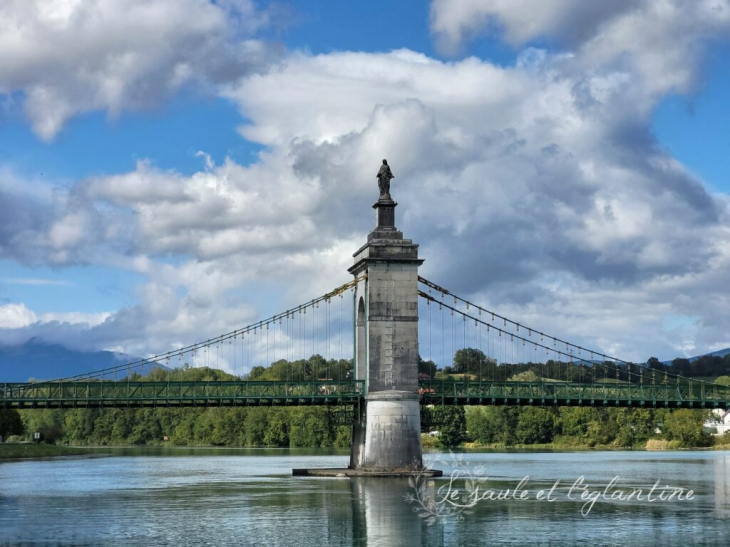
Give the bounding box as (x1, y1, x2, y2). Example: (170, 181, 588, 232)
(454, 439, 730, 451)
(2, 437, 728, 461)
(2, 352, 730, 459)
(0, 443, 96, 459)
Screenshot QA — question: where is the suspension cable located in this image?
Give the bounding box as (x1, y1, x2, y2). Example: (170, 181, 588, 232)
(418, 287, 709, 386)
(41, 276, 364, 384)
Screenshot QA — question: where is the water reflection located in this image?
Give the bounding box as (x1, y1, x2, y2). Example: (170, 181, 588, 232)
(0, 450, 729, 546)
(715, 453, 730, 518)
(349, 478, 444, 547)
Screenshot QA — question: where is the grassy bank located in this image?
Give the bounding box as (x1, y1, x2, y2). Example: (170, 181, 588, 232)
(460, 441, 614, 450)
(0, 443, 95, 460)
(428, 436, 728, 451)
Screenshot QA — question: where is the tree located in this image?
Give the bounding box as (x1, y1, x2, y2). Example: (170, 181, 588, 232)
(0, 409, 23, 439)
(670, 358, 691, 376)
(288, 408, 332, 447)
(715, 376, 730, 386)
(615, 409, 655, 447)
(466, 407, 514, 445)
(558, 408, 593, 438)
(437, 407, 466, 447)
(646, 357, 663, 370)
(173, 409, 201, 445)
(418, 356, 437, 378)
(64, 409, 97, 443)
(21, 409, 64, 444)
(92, 409, 118, 444)
(663, 409, 710, 447)
(129, 409, 163, 445)
(515, 408, 555, 444)
(583, 409, 619, 447)
(245, 409, 268, 446)
(263, 410, 289, 446)
(509, 370, 540, 382)
(452, 348, 495, 377)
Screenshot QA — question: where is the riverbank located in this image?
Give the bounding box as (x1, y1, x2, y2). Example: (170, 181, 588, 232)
(423, 435, 730, 451)
(0, 443, 96, 460)
(4, 439, 727, 461)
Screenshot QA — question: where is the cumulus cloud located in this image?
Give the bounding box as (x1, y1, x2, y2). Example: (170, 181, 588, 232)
(0, 168, 111, 265)
(0, 301, 110, 343)
(1, 2, 730, 362)
(430, 0, 730, 100)
(0, 0, 282, 140)
(430, 0, 636, 52)
(209, 46, 730, 360)
(0, 303, 37, 329)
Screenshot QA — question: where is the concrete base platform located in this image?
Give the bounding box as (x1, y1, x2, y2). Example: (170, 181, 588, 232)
(292, 467, 442, 478)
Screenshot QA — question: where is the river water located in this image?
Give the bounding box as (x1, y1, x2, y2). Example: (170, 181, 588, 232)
(0, 448, 728, 546)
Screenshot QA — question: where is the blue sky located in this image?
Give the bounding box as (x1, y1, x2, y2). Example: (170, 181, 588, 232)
(1, 0, 729, 362)
(652, 47, 730, 193)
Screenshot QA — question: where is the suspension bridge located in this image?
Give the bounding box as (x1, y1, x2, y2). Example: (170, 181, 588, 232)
(2, 186, 728, 471)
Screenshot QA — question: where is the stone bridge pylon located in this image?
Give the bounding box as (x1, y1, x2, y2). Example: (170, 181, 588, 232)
(347, 194, 425, 472)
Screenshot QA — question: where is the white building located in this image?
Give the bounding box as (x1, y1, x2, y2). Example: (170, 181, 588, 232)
(704, 409, 730, 436)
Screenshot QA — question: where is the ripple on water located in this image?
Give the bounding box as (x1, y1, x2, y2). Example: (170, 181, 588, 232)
(0, 450, 728, 546)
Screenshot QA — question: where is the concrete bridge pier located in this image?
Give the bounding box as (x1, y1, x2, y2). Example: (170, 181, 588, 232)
(346, 197, 425, 473)
(294, 195, 440, 477)
(350, 391, 422, 471)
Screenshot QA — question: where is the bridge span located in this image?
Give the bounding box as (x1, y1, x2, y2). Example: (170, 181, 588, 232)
(4, 181, 729, 472)
(3, 378, 728, 411)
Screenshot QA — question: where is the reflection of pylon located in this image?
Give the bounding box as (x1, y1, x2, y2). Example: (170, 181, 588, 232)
(716, 455, 730, 518)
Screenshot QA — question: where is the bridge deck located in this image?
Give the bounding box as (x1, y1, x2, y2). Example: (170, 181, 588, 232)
(418, 380, 730, 409)
(0, 380, 365, 409)
(2, 379, 729, 410)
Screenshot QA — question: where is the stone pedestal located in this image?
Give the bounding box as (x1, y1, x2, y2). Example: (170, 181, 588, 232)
(351, 391, 422, 471)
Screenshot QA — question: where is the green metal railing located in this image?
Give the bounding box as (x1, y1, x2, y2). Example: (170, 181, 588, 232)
(417, 379, 730, 409)
(0, 380, 365, 409)
(3, 378, 729, 410)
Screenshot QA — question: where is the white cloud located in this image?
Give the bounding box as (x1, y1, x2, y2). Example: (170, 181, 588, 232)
(430, 0, 638, 52)
(429, 0, 730, 101)
(0, 169, 109, 265)
(1, 2, 730, 363)
(0, 303, 37, 329)
(0, 302, 109, 331)
(2, 278, 72, 286)
(0, 0, 281, 140)
(39, 311, 111, 326)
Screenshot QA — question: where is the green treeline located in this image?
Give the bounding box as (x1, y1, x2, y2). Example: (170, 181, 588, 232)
(419, 405, 726, 449)
(248, 356, 352, 381)
(461, 406, 724, 449)
(126, 356, 353, 383)
(442, 348, 730, 383)
(17, 406, 351, 448)
(12, 358, 354, 448)
(5, 348, 730, 450)
(650, 355, 730, 378)
(6, 404, 725, 450)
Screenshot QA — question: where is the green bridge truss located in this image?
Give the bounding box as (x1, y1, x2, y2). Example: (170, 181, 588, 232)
(0, 380, 364, 410)
(2, 379, 729, 411)
(417, 379, 730, 409)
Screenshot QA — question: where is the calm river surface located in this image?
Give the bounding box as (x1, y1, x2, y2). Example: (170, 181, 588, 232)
(1, 448, 729, 546)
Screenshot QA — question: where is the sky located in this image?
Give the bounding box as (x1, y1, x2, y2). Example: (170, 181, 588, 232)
(0, 0, 729, 364)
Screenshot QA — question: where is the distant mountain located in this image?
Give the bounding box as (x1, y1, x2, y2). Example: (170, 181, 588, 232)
(661, 347, 730, 365)
(0, 339, 163, 382)
(690, 348, 730, 361)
